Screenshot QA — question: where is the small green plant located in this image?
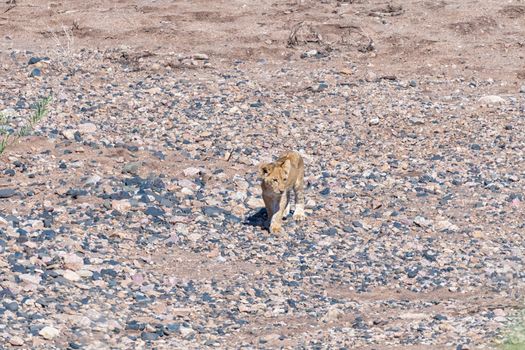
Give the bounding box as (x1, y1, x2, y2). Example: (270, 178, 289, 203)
(499, 310, 525, 350)
(0, 96, 52, 155)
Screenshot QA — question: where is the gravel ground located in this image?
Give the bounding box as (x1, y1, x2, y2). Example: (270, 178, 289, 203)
(1, 1, 525, 348)
(0, 48, 523, 349)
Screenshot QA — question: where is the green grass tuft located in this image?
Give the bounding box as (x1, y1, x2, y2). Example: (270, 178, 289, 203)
(500, 310, 525, 350)
(0, 96, 52, 156)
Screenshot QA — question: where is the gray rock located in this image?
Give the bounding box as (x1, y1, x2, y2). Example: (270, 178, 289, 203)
(123, 162, 141, 175)
(0, 189, 16, 198)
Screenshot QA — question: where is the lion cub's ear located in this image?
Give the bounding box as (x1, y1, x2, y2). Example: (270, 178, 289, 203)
(258, 163, 272, 178)
(281, 159, 291, 177)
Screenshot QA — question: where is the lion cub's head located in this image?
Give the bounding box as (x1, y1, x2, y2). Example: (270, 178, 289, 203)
(259, 159, 291, 194)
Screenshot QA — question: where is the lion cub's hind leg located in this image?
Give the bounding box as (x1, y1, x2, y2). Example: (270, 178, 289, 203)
(292, 169, 306, 221)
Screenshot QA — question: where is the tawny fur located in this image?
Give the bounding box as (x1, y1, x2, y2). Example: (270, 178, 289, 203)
(259, 151, 306, 234)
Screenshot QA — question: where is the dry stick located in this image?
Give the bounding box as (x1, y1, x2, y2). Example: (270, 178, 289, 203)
(287, 21, 305, 47)
(3, 5, 15, 13)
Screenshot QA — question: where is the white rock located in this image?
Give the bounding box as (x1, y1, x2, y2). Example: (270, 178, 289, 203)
(183, 167, 202, 177)
(63, 254, 84, 271)
(178, 179, 199, 190)
(193, 53, 209, 60)
(85, 175, 102, 186)
(303, 49, 318, 57)
(369, 117, 380, 126)
(39, 326, 59, 340)
(70, 160, 84, 168)
(181, 188, 194, 195)
(78, 123, 97, 134)
(306, 199, 316, 208)
(62, 270, 81, 282)
(435, 220, 458, 232)
(77, 270, 93, 278)
(478, 95, 505, 105)
(520, 85, 525, 93)
(19, 273, 41, 285)
(187, 233, 202, 242)
(414, 216, 432, 228)
(62, 129, 77, 140)
(365, 71, 377, 82)
(179, 326, 194, 337)
(400, 312, 428, 320)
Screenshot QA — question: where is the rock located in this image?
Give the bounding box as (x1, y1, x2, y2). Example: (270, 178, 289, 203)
(0, 188, 16, 198)
(28, 57, 48, 65)
(63, 254, 84, 271)
(84, 175, 102, 186)
(399, 312, 428, 320)
(193, 53, 209, 60)
(141, 332, 159, 341)
(9, 336, 24, 346)
(145, 206, 165, 217)
(520, 85, 525, 93)
(63, 270, 81, 282)
(30, 68, 41, 77)
(4, 301, 18, 311)
(259, 333, 281, 344)
(365, 71, 377, 82)
(151, 63, 161, 71)
(78, 123, 97, 134)
(112, 199, 131, 212)
(310, 82, 328, 92)
(369, 117, 380, 126)
(435, 220, 458, 232)
(187, 233, 202, 242)
(322, 307, 344, 322)
(183, 167, 202, 177)
(247, 197, 263, 209)
(39, 326, 59, 340)
(409, 117, 425, 125)
(301, 49, 318, 58)
(62, 129, 77, 141)
(179, 326, 194, 337)
(478, 95, 505, 105)
(123, 162, 141, 175)
(493, 309, 506, 317)
(414, 216, 432, 228)
(19, 273, 41, 285)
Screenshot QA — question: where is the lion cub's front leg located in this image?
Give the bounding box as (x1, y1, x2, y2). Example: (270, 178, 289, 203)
(269, 193, 289, 234)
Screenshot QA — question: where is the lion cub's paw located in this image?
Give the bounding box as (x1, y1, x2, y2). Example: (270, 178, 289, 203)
(293, 209, 306, 221)
(270, 222, 283, 234)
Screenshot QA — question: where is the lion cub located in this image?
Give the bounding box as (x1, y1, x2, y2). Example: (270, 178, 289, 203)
(259, 151, 306, 234)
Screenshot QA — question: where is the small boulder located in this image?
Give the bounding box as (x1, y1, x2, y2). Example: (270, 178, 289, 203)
(39, 326, 59, 340)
